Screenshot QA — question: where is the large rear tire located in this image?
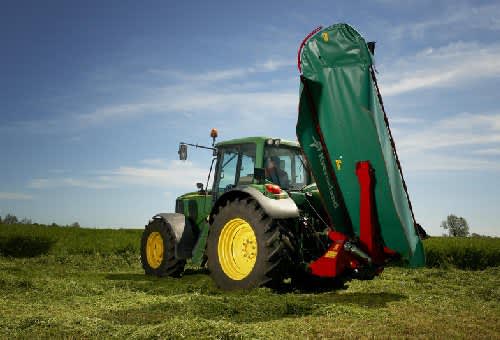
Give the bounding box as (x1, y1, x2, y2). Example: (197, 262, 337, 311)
(140, 217, 186, 277)
(207, 197, 291, 290)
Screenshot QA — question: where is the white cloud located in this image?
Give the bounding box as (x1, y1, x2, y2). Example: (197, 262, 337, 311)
(28, 179, 50, 189)
(73, 56, 296, 126)
(28, 160, 208, 191)
(49, 169, 67, 174)
(77, 102, 164, 124)
(474, 148, 500, 156)
(163, 67, 250, 82)
(389, 116, 423, 124)
(28, 178, 114, 190)
(110, 160, 207, 188)
(140, 158, 169, 166)
(1, 55, 297, 132)
(259, 59, 295, 71)
(77, 86, 297, 125)
(151, 58, 294, 83)
(393, 112, 500, 171)
(166, 90, 296, 117)
(399, 154, 500, 172)
(0, 192, 33, 200)
(0, 116, 70, 135)
(397, 112, 500, 153)
(387, 3, 500, 41)
(378, 41, 500, 96)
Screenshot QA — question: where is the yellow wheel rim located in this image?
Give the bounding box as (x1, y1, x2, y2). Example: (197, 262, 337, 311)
(146, 232, 164, 269)
(217, 218, 258, 280)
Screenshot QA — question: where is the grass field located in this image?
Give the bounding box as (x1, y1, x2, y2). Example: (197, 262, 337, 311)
(0, 224, 499, 338)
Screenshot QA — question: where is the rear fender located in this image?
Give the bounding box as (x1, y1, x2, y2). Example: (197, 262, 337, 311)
(153, 213, 197, 260)
(209, 187, 299, 223)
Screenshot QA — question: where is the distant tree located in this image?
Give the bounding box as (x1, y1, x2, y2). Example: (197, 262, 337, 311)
(440, 214, 470, 237)
(20, 217, 32, 225)
(70, 222, 80, 228)
(0, 215, 2, 224)
(3, 214, 18, 224)
(51, 222, 59, 227)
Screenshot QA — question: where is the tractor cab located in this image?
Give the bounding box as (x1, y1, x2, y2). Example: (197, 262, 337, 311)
(213, 137, 312, 200)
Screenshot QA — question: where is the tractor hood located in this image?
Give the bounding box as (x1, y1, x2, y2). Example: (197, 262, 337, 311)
(297, 23, 425, 267)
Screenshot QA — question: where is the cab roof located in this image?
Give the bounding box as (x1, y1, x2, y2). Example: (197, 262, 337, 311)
(216, 136, 300, 148)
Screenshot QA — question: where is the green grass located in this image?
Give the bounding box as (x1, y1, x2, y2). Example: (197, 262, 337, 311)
(423, 236, 500, 270)
(0, 224, 499, 338)
(0, 224, 140, 257)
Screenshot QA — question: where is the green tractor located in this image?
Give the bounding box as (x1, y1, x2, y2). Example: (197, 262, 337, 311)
(141, 135, 321, 289)
(140, 23, 426, 290)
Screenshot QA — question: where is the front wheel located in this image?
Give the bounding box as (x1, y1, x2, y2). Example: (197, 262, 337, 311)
(206, 198, 291, 290)
(140, 217, 185, 277)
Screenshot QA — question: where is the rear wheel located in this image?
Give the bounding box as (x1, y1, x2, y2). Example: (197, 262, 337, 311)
(140, 217, 185, 277)
(207, 197, 291, 290)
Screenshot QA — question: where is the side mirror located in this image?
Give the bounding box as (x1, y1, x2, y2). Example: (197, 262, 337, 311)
(254, 168, 265, 184)
(178, 144, 187, 160)
(196, 182, 204, 191)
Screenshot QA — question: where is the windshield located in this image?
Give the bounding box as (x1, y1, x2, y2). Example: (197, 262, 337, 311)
(264, 145, 311, 190)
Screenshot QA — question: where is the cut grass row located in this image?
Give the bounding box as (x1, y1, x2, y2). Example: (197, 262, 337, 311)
(0, 223, 499, 269)
(0, 224, 498, 338)
(0, 254, 498, 338)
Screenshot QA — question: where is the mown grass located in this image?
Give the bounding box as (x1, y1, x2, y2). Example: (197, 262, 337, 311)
(0, 224, 499, 338)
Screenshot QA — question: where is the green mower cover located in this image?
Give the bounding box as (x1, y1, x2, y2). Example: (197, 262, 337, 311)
(297, 23, 425, 267)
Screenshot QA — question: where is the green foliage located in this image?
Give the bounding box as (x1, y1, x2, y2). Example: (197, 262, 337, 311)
(0, 235, 54, 258)
(3, 213, 18, 224)
(441, 214, 470, 237)
(19, 217, 32, 224)
(1, 223, 498, 270)
(423, 236, 500, 270)
(0, 223, 141, 258)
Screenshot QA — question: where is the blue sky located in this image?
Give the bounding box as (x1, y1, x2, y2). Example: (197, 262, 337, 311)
(1, 0, 499, 236)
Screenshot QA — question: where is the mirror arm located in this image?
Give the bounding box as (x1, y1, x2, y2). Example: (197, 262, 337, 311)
(180, 142, 216, 152)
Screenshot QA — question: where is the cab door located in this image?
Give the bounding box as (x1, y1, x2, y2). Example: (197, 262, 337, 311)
(212, 144, 256, 201)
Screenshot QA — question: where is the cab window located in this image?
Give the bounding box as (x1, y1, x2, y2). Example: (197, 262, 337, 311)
(264, 145, 310, 190)
(215, 143, 256, 194)
(217, 149, 238, 192)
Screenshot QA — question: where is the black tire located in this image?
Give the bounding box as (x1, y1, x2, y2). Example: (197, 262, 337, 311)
(206, 197, 291, 290)
(140, 217, 186, 277)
